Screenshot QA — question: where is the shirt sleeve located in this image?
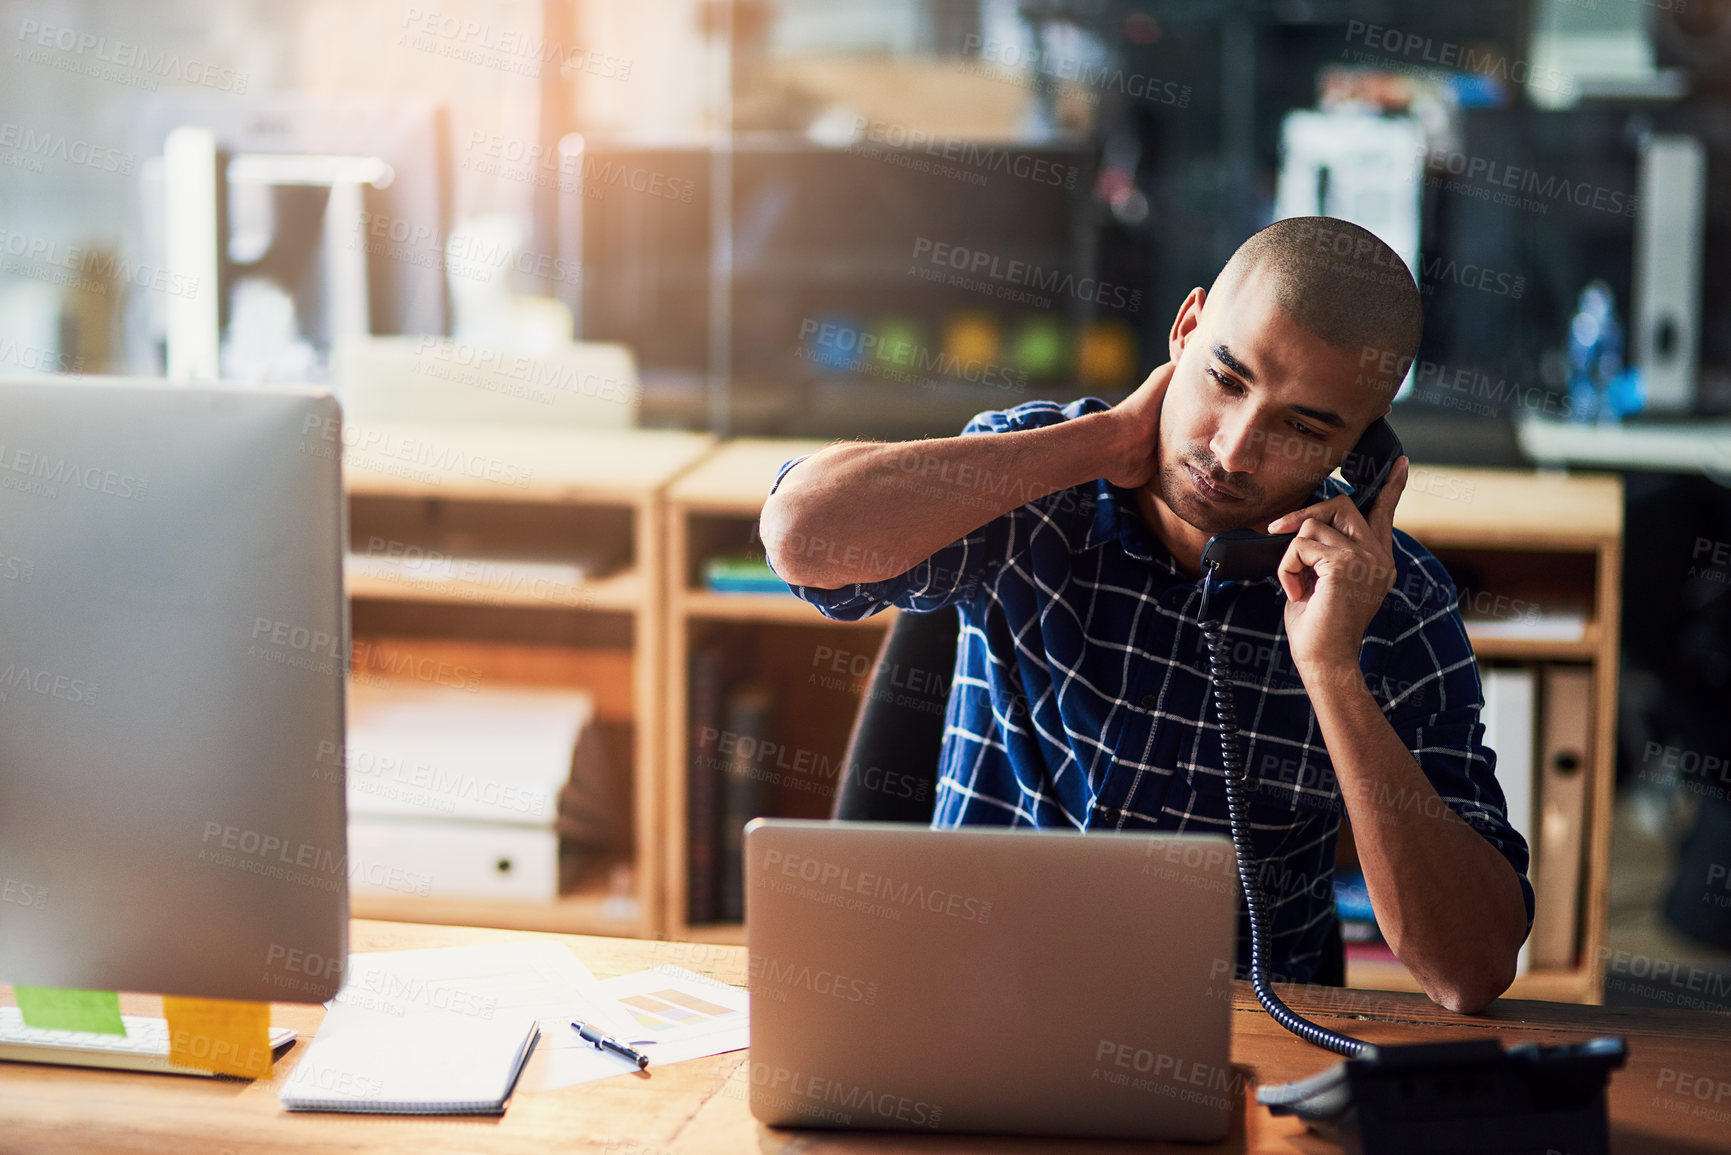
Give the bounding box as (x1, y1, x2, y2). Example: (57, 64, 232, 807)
(1370, 565, 1538, 936)
(761, 404, 1070, 621)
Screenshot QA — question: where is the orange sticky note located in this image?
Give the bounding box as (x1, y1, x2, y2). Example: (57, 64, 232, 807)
(162, 996, 273, 1078)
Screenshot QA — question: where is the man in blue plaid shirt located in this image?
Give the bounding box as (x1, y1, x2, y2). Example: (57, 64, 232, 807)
(761, 217, 1532, 1014)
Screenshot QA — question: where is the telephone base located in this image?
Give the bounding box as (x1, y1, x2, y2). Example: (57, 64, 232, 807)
(1257, 1036, 1627, 1155)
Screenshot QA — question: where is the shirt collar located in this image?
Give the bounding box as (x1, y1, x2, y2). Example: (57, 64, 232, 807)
(1077, 474, 1350, 582)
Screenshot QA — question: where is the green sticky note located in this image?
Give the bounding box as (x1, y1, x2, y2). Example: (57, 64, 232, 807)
(13, 986, 126, 1035)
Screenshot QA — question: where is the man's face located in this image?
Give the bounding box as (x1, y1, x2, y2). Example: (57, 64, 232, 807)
(1152, 271, 1395, 535)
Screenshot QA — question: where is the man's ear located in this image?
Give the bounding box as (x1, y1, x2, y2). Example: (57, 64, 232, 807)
(1168, 287, 1206, 363)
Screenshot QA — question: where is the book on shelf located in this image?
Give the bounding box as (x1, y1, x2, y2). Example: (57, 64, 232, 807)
(702, 553, 792, 595)
(1333, 868, 1382, 946)
(717, 682, 775, 923)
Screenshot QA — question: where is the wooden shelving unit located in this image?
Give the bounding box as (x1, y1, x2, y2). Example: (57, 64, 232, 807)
(661, 449, 1624, 1000)
(662, 439, 897, 943)
(1373, 464, 1623, 1005)
(341, 423, 716, 939)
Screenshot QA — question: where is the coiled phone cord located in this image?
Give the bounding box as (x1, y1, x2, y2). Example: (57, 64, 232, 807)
(1197, 567, 1374, 1059)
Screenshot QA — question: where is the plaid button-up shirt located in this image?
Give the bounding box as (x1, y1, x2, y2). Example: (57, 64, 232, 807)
(768, 398, 1535, 983)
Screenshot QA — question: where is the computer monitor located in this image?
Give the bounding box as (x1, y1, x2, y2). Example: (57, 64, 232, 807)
(0, 375, 349, 1004)
(126, 93, 452, 380)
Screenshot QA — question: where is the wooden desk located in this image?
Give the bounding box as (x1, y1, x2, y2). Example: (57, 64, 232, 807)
(4, 920, 1728, 1154)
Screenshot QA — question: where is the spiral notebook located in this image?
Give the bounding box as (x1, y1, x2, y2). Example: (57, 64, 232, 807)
(277, 940, 620, 1115)
(279, 1015, 539, 1114)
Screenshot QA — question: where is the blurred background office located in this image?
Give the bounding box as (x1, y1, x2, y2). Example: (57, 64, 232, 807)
(1, 0, 1727, 1004)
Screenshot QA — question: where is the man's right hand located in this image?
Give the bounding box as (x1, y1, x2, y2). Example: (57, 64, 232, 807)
(1100, 361, 1174, 491)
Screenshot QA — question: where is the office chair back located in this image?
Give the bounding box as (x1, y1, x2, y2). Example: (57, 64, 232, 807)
(830, 606, 954, 824)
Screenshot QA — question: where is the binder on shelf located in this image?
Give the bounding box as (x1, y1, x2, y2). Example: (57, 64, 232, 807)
(687, 645, 728, 924)
(1479, 664, 1538, 975)
(1529, 666, 1593, 970)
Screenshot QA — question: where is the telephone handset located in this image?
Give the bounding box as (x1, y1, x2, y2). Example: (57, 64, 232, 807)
(1197, 417, 1404, 582)
(1190, 417, 1409, 1063)
(1194, 416, 1406, 1057)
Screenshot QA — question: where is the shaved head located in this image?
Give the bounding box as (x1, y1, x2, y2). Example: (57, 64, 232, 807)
(1210, 217, 1422, 397)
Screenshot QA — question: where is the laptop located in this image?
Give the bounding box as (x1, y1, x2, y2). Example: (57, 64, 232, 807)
(744, 819, 1238, 1142)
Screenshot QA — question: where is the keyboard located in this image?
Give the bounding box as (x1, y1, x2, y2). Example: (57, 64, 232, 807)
(0, 1007, 297, 1078)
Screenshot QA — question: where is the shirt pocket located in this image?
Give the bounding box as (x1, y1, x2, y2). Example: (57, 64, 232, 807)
(1089, 710, 1182, 827)
(1176, 729, 1337, 840)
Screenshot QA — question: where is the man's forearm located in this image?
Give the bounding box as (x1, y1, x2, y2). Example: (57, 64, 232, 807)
(1303, 667, 1527, 1013)
(761, 411, 1126, 589)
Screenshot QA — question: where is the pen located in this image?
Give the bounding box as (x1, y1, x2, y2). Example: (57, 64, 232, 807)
(571, 1020, 650, 1069)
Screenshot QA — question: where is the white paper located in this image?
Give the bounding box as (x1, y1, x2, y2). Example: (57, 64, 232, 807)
(529, 965, 749, 1091)
(332, 940, 629, 1030)
(1465, 611, 1588, 642)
